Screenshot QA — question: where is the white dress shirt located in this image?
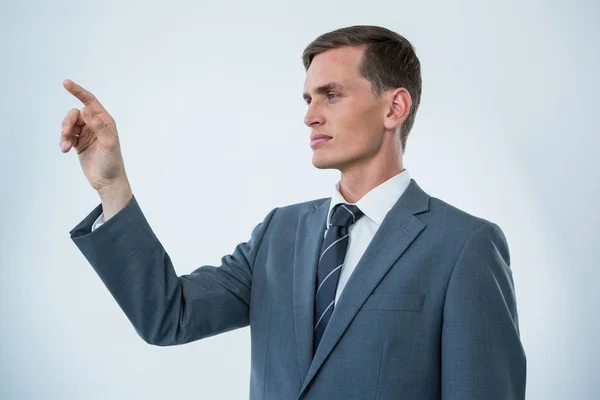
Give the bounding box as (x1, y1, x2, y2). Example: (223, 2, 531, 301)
(91, 212, 105, 231)
(91, 170, 412, 305)
(325, 169, 412, 304)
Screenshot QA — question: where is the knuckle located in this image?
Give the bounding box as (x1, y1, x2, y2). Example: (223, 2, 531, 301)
(103, 114, 116, 129)
(82, 106, 93, 118)
(90, 116, 105, 130)
(93, 114, 117, 133)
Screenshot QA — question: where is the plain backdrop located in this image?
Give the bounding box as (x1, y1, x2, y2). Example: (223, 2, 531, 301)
(1, 0, 598, 398)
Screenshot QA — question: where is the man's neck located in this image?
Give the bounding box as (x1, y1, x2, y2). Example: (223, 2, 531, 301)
(338, 165, 404, 203)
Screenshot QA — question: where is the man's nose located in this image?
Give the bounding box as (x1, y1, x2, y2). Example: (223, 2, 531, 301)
(304, 104, 325, 127)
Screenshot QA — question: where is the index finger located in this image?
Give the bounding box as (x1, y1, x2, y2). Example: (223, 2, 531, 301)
(63, 79, 98, 106)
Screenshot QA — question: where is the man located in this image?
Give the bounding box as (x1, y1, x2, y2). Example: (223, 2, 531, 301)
(62, 25, 526, 399)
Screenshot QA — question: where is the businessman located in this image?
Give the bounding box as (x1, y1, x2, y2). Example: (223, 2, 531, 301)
(62, 25, 526, 399)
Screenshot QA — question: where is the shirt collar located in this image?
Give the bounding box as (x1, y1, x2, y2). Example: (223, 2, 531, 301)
(327, 169, 412, 227)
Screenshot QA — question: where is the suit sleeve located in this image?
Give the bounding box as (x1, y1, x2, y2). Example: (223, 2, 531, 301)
(69, 194, 278, 346)
(441, 222, 527, 399)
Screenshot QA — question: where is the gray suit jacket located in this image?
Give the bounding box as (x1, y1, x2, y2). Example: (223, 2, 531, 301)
(69, 179, 526, 399)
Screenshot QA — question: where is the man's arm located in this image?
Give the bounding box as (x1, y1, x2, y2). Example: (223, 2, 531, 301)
(441, 222, 527, 399)
(70, 194, 278, 346)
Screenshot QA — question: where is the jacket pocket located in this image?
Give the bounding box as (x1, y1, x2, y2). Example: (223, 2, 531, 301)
(361, 293, 425, 311)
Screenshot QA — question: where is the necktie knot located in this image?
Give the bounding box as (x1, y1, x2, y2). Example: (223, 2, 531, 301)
(329, 204, 364, 229)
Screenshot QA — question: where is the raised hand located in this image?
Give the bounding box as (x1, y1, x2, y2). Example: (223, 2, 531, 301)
(60, 79, 130, 193)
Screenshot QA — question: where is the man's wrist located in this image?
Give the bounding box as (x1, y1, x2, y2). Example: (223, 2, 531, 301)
(97, 180, 133, 222)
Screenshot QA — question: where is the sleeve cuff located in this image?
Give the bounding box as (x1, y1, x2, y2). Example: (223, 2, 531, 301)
(91, 213, 105, 232)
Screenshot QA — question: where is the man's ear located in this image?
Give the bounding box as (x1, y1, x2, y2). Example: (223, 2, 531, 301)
(383, 88, 412, 131)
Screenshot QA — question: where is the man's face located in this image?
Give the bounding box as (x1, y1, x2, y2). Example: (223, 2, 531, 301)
(303, 45, 388, 172)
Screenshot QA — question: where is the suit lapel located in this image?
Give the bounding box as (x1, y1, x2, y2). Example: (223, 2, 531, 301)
(293, 198, 329, 382)
(298, 179, 430, 396)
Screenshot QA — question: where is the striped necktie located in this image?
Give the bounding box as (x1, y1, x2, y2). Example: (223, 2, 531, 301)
(313, 203, 364, 354)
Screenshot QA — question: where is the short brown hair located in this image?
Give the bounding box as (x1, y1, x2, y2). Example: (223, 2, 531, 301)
(302, 25, 422, 153)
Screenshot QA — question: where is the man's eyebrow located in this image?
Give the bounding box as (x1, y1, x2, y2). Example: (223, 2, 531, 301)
(302, 82, 345, 102)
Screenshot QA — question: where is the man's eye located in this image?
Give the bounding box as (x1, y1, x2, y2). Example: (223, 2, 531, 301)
(328, 93, 337, 100)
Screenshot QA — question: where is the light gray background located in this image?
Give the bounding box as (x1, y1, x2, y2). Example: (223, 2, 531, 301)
(1, 0, 598, 398)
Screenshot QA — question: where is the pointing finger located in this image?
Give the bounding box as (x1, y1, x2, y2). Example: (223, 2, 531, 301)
(63, 79, 107, 116)
(62, 79, 118, 142)
(63, 79, 97, 104)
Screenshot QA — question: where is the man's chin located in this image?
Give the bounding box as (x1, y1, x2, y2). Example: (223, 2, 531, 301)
(312, 154, 333, 169)
(312, 164, 335, 170)
(311, 155, 338, 170)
